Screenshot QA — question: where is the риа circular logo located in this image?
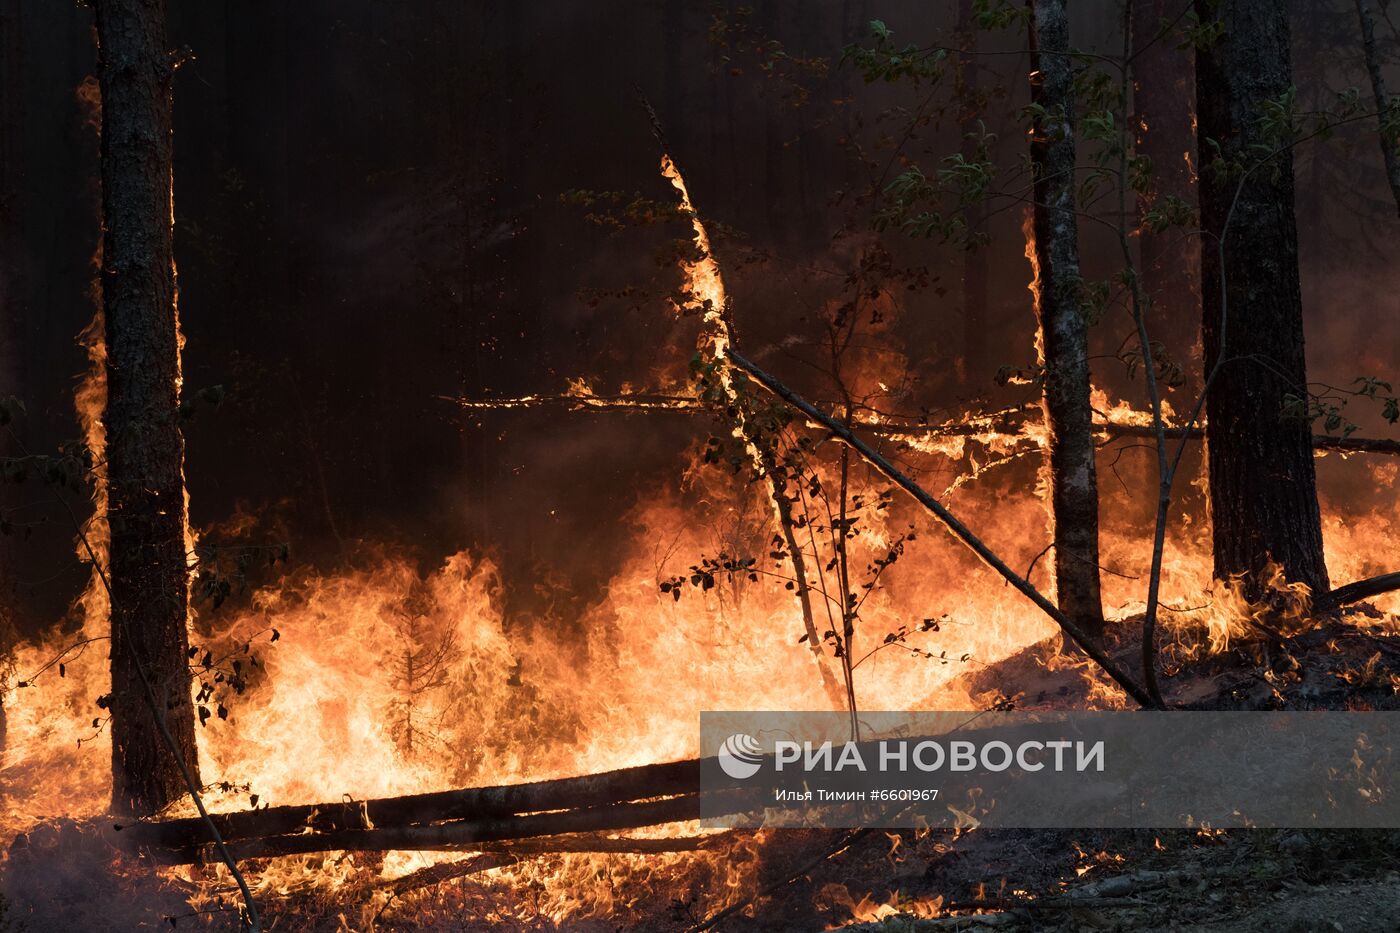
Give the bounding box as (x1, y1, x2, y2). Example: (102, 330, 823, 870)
(717, 733, 764, 779)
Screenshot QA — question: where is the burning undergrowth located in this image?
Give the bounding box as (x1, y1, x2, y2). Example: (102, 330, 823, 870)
(5, 440, 1397, 930)
(0, 418, 1199, 930)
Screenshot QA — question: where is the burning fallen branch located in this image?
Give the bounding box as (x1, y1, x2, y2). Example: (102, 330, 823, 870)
(645, 119, 849, 711)
(106, 719, 1037, 866)
(452, 392, 696, 414)
(115, 756, 707, 860)
(179, 795, 712, 863)
(451, 391, 1400, 457)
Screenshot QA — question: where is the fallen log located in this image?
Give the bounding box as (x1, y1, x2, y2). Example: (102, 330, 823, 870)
(119, 757, 703, 851)
(122, 719, 1011, 863)
(1315, 571, 1400, 613)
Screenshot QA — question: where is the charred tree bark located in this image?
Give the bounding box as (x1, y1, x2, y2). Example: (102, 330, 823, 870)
(1195, 0, 1329, 599)
(1026, 0, 1105, 642)
(94, 0, 200, 816)
(1354, 0, 1400, 219)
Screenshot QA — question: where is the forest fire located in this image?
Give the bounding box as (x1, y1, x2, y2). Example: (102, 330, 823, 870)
(4, 1, 1400, 931)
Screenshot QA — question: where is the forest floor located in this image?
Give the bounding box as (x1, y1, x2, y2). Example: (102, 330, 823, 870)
(723, 605, 1400, 932)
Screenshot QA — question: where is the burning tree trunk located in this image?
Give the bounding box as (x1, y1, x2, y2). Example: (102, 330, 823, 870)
(94, 0, 200, 816)
(1354, 0, 1400, 219)
(1195, 0, 1330, 599)
(1026, 0, 1105, 642)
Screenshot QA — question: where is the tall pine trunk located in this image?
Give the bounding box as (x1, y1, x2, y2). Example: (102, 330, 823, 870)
(1027, 0, 1105, 641)
(94, 0, 200, 816)
(1195, 0, 1329, 599)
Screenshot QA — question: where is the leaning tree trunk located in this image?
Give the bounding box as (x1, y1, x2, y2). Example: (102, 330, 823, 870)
(94, 0, 200, 816)
(1195, 0, 1329, 600)
(1026, 0, 1105, 642)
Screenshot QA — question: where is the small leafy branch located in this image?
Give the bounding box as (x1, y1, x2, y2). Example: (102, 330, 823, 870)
(558, 189, 686, 231)
(841, 19, 950, 86)
(1283, 376, 1400, 438)
(857, 614, 971, 671)
(707, 6, 830, 97)
(1200, 85, 1394, 187)
(876, 128, 997, 246)
(667, 245, 954, 731)
(191, 541, 290, 610)
(0, 392, 287, 727)
(189, 628, 280, 730)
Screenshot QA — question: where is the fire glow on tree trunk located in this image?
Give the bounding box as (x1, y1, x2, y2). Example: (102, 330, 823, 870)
(1026, 0, 1106, 642)
(1195, 0, 1330, 599)
(94, 0, 200, 816)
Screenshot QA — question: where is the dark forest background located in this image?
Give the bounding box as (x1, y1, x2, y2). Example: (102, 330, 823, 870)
(2, 0, 1396, 639)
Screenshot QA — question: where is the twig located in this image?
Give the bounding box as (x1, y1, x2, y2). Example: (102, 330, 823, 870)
(372, 853, 509, 924)
(1105, 422, 1400, 456)
(449, 392, 697, 413)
